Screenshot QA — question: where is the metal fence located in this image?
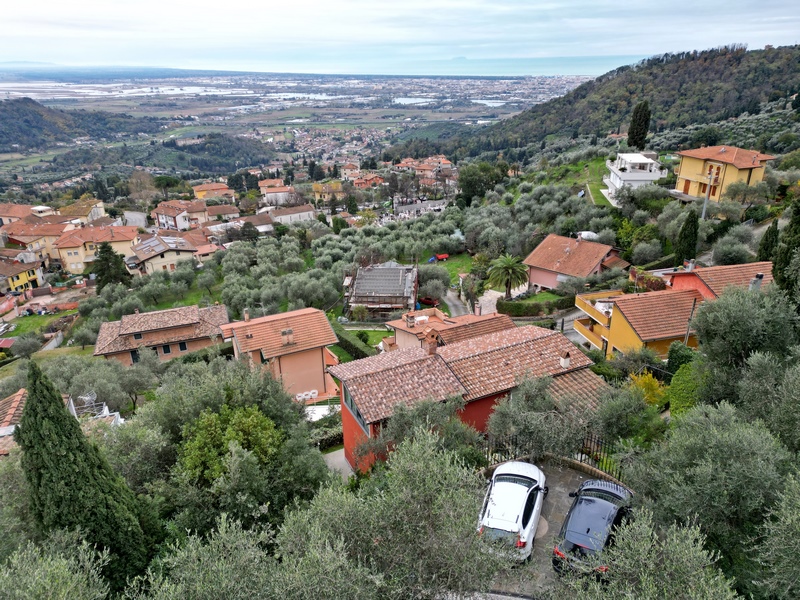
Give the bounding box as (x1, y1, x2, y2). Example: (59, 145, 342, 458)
(482, 431, 623, 482)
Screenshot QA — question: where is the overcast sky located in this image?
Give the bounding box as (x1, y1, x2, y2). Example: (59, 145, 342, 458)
(3, 0, 799, 76)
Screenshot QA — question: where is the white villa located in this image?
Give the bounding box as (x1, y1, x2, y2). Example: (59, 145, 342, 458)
(602, 153, 667, 202)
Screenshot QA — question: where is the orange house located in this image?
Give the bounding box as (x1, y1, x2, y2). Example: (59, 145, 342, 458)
(220, 308, 340, 401)
(666, 261, 773, 299)
(329, 326, 608, 471)
(94, 304, 230, 366)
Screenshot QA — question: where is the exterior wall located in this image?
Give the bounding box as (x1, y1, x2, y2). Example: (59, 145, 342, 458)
(606, 308, 645, 357)
(272, 211, 316, 224)
(393, 328, 422, 350)
(459, 393, 503, 433)
(644, 336, 697, 358)
(261, 191, 291, 205)
(6, 267, 42, 292)
(141, 250, 195, 274)
(527, 267, 560, 290)
(102, 337, 216, 366)
(59, 239, 136, 275)
(341, 395, 371, 471)
(676, 156, 765, 201)
(276, 348, 327, 397)
(668, 275, 716, 300)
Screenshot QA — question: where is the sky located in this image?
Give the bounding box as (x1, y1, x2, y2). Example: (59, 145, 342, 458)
(2, 0, 799, 76)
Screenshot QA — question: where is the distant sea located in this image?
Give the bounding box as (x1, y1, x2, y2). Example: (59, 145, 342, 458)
(0, 55, 649, 80)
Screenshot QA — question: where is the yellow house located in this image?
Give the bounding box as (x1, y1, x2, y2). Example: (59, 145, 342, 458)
(574, 289, 702, 358)
(53, 226, 140, 275)
(2, 222, 76, 264)
(0, 261, 43, 293)
(312, 180, 345, 203)
(675, 146, 775, 201)
(56, 198, 106, 224)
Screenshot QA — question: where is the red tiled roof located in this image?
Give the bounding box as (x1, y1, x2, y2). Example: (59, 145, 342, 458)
(329, 349, 467, 424)
(330, 326, 604, 423)
(153, 200, 207, 217)
(668, 261, 773, 298)
(193, 182, 230, 192)
(613, 289, 703, 342)
(261, 186, 293, 194)
(220, 308, 338, 359)
(0, 204, 34, 219)
(53, 226, 139, 248)
(438, 327, 593, 401)
(548, 368, 609, 413)
(94, 304, 229, 356)
(385, 310, 515, 345)
(270, 204, 315, 217)
(57, 198, 102, 217)
(677, 146, 775, 170)
(523, 234, 613, 278)
(602, 255, 630, 270)
(0, 388, 27, 428)
(258, 178, 284, 188)
(1, 221, 71, 238)
(0, 261, 34, 278)
(207, 205, 239, 217)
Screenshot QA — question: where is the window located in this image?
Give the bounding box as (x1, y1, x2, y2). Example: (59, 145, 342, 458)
(88, 244, 94, 250)
(160, 253, 165, 259)
(162, 265, 167, 270)
(343, 385, 368, 433)
(169, 264, 175, 271)
(179, 341, 188, 352)
(133, 333, 143, 340)
(130, 349, 140, 363)
(162, 344, 171, 355)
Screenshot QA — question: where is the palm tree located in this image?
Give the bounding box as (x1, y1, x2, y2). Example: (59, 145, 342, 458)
(487, 253, 529, 300)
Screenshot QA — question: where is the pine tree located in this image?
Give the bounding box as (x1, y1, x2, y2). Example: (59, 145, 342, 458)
(674, 209, 699, 267)
(93, 242, 131, 291)
(627, 100, 651, 150)
(14, 362, 151, 590)
(757, 219, 780, 262)
(774, 201, 800, 288)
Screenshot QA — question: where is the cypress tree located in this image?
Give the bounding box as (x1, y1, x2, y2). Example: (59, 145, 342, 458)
(674, 209, 699, 267)
(774, 201, 800, 288)
(94, 242, 131, 291)
(757, 219, 780, 262)
(627, 100, 651, 151)
(14, 362, 150, 590)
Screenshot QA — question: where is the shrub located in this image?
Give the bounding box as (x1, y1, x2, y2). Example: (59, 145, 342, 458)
(663, 362, 699, 416)
(331, 322, 376, 359)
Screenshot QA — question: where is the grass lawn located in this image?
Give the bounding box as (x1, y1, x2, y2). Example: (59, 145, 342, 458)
(435, 253, 474, 285)
(329, 345, 354, 363)
(152, 283, 221, 311)
(1, 310, 78, 338)
(0, 344, 97, 379)
(322, 443, 344, 454)
(352, 330, 391, 346)
(520, 291, 562, 303)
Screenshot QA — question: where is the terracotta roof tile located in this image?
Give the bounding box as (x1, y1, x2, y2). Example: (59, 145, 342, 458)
(523, 234, 613, 278)
(1, 221, 71, 238)
(153, 200, 207, 217)
(0, 388, 27, 428)
(0, 262, 34, 277)
(330, 350, 466, 424)
(94, 304, 229, 356)
(613, 289, 703, 341)
(220, 308, 338, 358)
(438, 327, 593, 401)
(669, 261, 773, 297)
(53, 226, 139, 248)
(677, 146, 775, 169)
(548, 369, 609, 413)
(386, 310, 515, 344)
(331, 326, 603, 423)
(193, 182, 230, 192)
(0, 204, 34, 219)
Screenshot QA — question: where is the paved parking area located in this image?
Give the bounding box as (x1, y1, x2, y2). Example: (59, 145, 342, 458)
(490, 459, 591, 597)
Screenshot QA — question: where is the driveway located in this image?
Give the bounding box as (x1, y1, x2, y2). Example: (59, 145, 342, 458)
(489, 459, 591, 597)
(445, 289, 469, 317)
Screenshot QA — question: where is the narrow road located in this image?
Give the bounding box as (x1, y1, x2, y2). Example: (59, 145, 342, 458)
(445, 289, 469, 316)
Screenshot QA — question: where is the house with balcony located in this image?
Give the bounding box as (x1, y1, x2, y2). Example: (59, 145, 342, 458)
(94, 304, 230, 366)
(674, 146, 775, 201)
(0, 261, 44, 293)
(603, 153, 667, 200)
(53, 226, 139, 275)
(329, 326, 609, 471)
(151, 200, 209, 231)
(573, 289, 703, 358)
(220, 308, 340, 401)
(522, 234, 627, 291)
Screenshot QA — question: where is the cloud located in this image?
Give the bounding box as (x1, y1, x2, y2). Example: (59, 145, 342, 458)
(1, 0, 798, 74)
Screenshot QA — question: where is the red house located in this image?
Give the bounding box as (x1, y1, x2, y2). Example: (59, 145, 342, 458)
(666, 261, 773, 300)
(329, 326, 608, 471)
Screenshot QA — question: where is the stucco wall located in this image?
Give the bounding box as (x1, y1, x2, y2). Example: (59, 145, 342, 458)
(277, 348, 327, 397)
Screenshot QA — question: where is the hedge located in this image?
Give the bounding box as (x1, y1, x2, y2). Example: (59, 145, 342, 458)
(496, 295, 575, 317)
(331, 322, 376, 359)
(640, 253, 676, 270)
(309, 425, 344, 451)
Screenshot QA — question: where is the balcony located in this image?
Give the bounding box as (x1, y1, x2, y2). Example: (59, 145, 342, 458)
(573, 317, 607, 350)
(575, 290, 624, 327)
(606, 160, 668, 181)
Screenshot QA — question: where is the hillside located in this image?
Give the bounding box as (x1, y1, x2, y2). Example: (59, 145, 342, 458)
(387, 44, 800, 160)
(0, 97, 165, 152)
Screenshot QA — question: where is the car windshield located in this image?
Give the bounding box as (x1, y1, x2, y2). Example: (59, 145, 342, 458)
(483, 527, 518, 545)
(580, 489, 626, 506)
(560, 538, 598, 558)
(494, 474, 536, 489)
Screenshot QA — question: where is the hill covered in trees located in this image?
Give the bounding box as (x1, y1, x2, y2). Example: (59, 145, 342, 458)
(0, 98, 165, 152)
(387, 44, 800, 160)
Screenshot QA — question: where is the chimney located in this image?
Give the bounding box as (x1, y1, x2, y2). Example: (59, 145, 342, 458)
(749, 273, 764, 292)
(422, 328, 438, 355)
(243, 308, 250, 322)
(281, 328, 294, 346)
(406, 313, 415, 328)
(686, 259, 695, 272)
(134, 308, 139, 314)
(559, 350, 571, 370)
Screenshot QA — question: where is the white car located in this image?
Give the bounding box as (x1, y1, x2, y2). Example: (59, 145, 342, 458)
(478, 461, 548, 560)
